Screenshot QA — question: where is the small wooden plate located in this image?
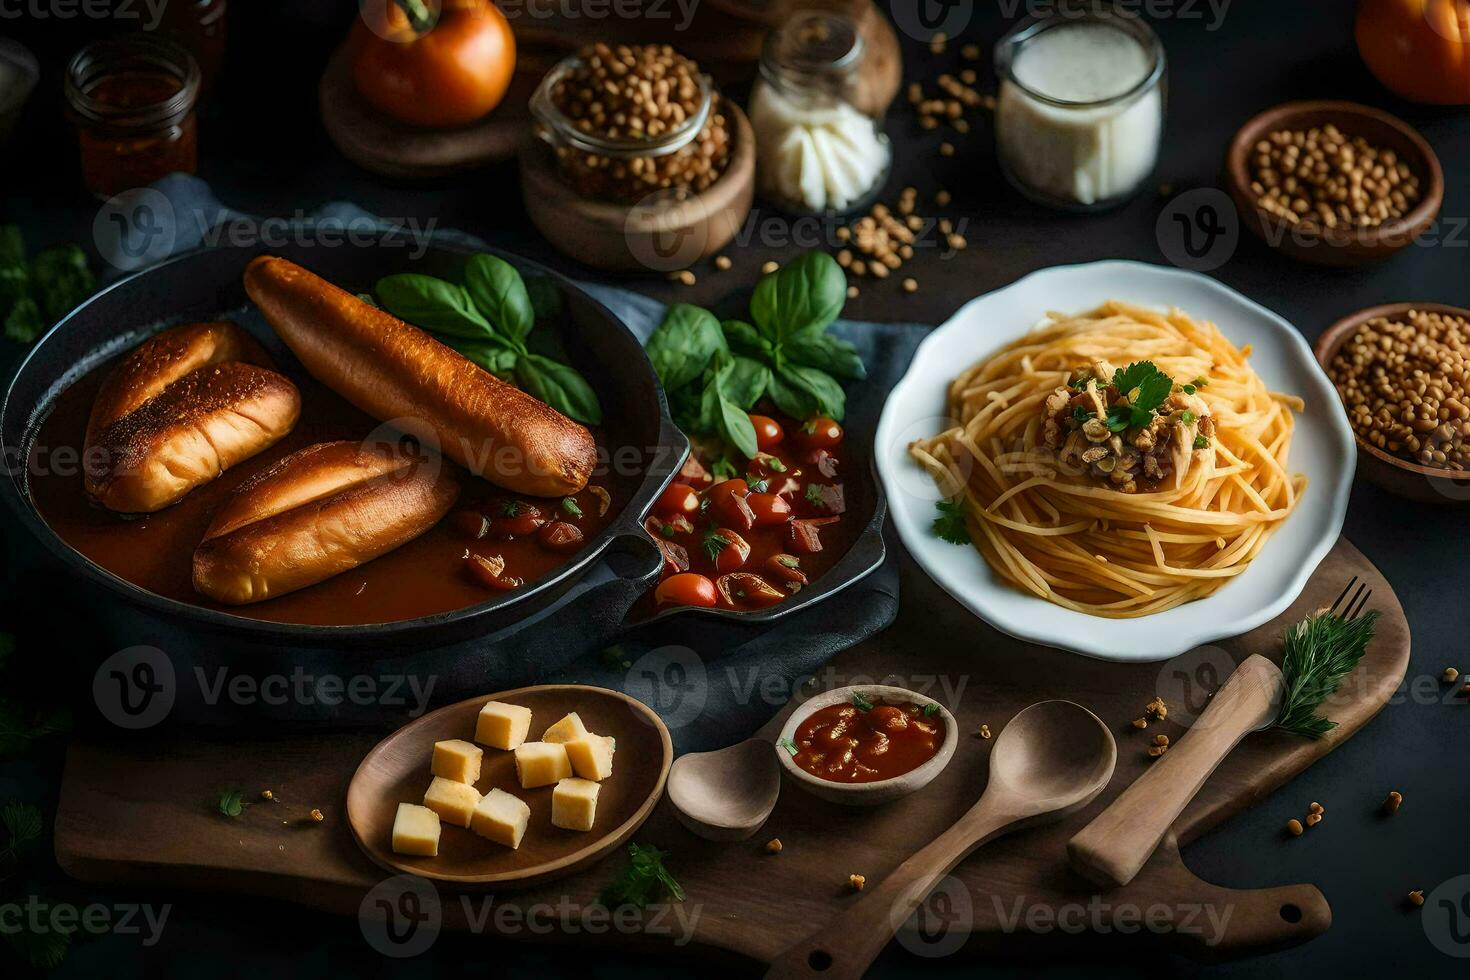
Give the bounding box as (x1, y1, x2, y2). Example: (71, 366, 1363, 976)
(1224, 100, 1444, 267)
(346, 685, 672, 888)
(1315, 301, 1470, 503)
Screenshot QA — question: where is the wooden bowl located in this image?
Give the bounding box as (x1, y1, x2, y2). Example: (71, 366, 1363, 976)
(1225, 100, 1444, 267)
(347, 685, 672, 888)
(519, 101, 755, 273)
(1315, 302, 1470, 503)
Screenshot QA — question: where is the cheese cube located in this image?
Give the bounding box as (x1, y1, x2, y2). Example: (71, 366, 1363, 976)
(514, 741, 572, 789)
(391, 803, 441, 857)
(564, 733, 616, 781)
(542, 712, 589, 744)
(431, 739, 483, 784)
(475, 701, 533, 750)
(423, 776, 480, 828)
(470, 788, 531, 849)
(552, 777, 600, 832)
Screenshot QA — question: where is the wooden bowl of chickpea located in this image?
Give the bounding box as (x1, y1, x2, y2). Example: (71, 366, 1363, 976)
(1316, 302, 1470, 503)
(1225, 100, 1444, 267)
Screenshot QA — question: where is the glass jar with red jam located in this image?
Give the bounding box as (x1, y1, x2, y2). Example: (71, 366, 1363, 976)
(65, 34, 202, 200)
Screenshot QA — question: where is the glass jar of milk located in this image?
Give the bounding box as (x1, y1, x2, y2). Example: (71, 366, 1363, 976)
(749, 10, 892, 217)
(995, 9, 1165, 210)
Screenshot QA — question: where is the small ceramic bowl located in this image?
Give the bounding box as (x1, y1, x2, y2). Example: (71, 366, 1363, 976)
(1316, 301, 1470, 504)
(775, 684, 959, 807)
(1225, 100, 1444, 267)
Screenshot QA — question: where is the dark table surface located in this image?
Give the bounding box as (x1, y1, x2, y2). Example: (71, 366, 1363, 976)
(2, 1, 1468, 977)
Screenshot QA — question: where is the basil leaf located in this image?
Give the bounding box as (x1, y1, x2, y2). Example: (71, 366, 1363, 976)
(722, 319, 772, 358)
(749, 252, 846, 346)
(452, 338, 520, 381)
(784, 329, 866, 381)
(30, 244, 95, 321)
(716, 391, 759, 460)
(0, 224, 25, 268)
(464, 254, 534, 346)
(770, 364, 846, 422)
(3, 296, 44, 344)
(723, 356, 771, 411)
(516, 353, 602, 426)
(646, 304, 727, 392)
(377, 273, 494, 340)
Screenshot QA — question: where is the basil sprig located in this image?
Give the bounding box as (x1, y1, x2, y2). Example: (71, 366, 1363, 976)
(644, 252, 864, 464)
(373, 254, 601, 426)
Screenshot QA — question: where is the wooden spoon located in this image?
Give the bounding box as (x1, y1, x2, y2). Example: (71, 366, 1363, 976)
(764, 700, 1117, 980)
(1068, 655, 1284, 890)
(667, 738, 780, 841)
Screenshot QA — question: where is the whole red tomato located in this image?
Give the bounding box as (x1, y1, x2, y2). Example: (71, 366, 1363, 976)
(351, 0, 517, 128)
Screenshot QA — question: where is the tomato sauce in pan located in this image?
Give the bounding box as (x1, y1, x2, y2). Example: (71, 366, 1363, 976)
(790, 698, 945, 783)
(25, 365, 618, 626)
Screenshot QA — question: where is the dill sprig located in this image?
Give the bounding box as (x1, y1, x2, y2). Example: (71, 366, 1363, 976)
(1276, 610, 1380, 738)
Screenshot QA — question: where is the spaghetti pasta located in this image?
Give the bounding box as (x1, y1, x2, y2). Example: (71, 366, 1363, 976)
(910, 301, 1305, 618)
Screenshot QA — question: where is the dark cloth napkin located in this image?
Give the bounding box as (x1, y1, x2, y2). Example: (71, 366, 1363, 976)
(97, 176, 933, 751)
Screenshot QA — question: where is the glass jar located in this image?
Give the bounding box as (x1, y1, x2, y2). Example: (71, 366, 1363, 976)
(994, 7, 1166, 210)
(65, 34, 201, 200)
(159, 0, 228, 93)
(749, 10, 891, 217)
(529, 50, 732, 206)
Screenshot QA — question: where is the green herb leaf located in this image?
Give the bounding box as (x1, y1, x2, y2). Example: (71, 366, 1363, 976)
(31, 244, 95, 322)
(933, 499, 971, 545)
(1, 909, 72, 969)
(0, 265, 30, 319)
(769, 364, 846, 423)
(0, 224, 25, 268)
(647, 304, 728, 392)
(1194, 434, 1210, 449)
(850, 691, 874, 711)
(4, 296, 44, 345)
(0, 699, 72, 759)
(724, 356, 772, 411)
(1182, 384, 1197, 395)
(777, 736, 799, 756)
(524, 274, 564, 322)
(464, 253, 535, 346)
(721, 319, 772, 358)
(776, 555, 801, 569)
(1111, 361, 1174, 415)
(376, 273, 496, 340)
(218, 789, 246, 818)
(709, 457, 737, 481)
(747, 477, 770, 493)
(517, 353, 602, 426)
(449, 337, 520, 380)
(783, 328, 867, 381)
(922, 703, 940, 717)
(1178, 410, 1196, 424)
(803, 484, 825, 508)
(561, 497, 584, 518)
(1277, 611, 1381, 738)
(0, 801, 43, 866)
(702, 358, 759, 459)
(701, 529, 731, 562)
(1105, 403, 1134, 433)
(750, 251, 846, 346)
(1072, 406, 1091, 424)
(600, 843, 685, 909)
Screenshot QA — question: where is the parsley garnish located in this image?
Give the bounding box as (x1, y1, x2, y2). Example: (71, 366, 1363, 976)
(1277, 611, 1381, 738)
(1178, 410, 1196, 424)
(1182, 384, 1197, 395)
(777, 736, 799, 756)
(1192, 376, 1209, 388)
(933, 499, 971, 545)
(218, 789, 247, 818)
(804, 484, 825, 508)
(776, 555, 801, 569)
(1106, 361, 1175, 432)
(701, 529, 730, 562)
(1071, 406, 1091, 424)
(766, 457, 788, 473)
(501, 500, 523, 517)
(850, 691, 874, 711)
(1193, 434, 1209, 449)
(561, 497, 583, 518)
(600, 843, 685, 909)
(922, 703, 940, 717)
(710, 457, 738, 481)
(659, 522, 678, 537)
(747, 476, 770, 493)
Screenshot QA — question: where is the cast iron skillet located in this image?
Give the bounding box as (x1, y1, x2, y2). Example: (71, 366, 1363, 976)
(0, 232, 886, 725)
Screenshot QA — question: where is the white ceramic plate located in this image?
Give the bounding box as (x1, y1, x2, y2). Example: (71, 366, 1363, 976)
(875, 261, 1355, 662)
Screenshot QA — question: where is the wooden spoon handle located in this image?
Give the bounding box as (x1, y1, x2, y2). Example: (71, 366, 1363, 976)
(1067, 655, 1283, 891)
(764, 799, 1016, 980)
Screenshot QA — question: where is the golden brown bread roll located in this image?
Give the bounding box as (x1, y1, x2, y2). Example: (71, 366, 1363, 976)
(83, 321, 301, 513)
(243, 255, 597, 498)
(192, 440, 461, 605)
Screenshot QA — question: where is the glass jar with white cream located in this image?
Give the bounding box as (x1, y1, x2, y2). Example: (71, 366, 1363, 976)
(749, 10, 891, 217)
(995, 9, 1166, 210)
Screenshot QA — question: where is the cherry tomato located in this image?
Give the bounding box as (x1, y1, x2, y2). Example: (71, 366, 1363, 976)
(677, 452, 713, 487)
(765, 553, 809, 586)
(715, 572, 785, 610)
(795, 416, 844, 449)
(487, 500, 545, 538)
(748, 414, 786, 451)
(708, 478, 756, 532)
(537, 521, 585, 553)
(351, 0, 516, 128)
(788, 516, 839, 553)
(464, 553, 521, 591)
(656, 482, 701, 519)
(452, 510, 489, 540)
(654, 572, 719, 608)
(747, 492, 793, 527)
(707, 528, 751, 573)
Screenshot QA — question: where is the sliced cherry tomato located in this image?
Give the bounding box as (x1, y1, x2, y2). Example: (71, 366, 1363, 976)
(708, 478, 756, 532)
(765, 553, 809, 586)
(788, 516, 839, 553)
(799, 482, 846, 517)
(748, 414, 786, 451)
(453, 510, 490, 540)
(677, 451, 713, 487)
(465, 553, 522, 591)
(806, 448, 840, 478)
(486, 500, 545, 538)
(655, 538, 690, 577)
(795, 416, 844, 449)
(747, 491, 793, 527)
(654, 572, 718, 608)
(715, 572, 785, 610)
(656, 482, 701, 518)
(646, 514, 694, 538)
(749, 452, 791, 478)
(538, 521, 585, 553)
(704, 528, 751, 573)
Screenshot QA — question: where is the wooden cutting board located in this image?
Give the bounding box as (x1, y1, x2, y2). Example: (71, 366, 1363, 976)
(54, 538, 1408, 966)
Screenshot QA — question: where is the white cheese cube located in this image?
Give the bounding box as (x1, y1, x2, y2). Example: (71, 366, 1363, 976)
(551, 777, 600, 832)
(470, 788, 531, 849)
(475, 701, 533, 750)
(542, 712, 589, 744)
(423, 776, 480, 828)
(564, 734, 615, 781)
(513, 741, 572, 789)
(431, 739, 483, 784)
(391, 803, 441, 857)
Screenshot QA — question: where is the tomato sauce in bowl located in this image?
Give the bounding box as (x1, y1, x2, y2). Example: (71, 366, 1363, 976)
(790, 697, 945, 784)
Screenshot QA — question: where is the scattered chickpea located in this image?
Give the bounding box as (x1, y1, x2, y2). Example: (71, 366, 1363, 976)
(1146, 697, 1168, 721)
(765, 838, 783, 854)
(260, 789, 274, 802)
(848, 873, 866, 892)
(977, 724, 992, 739)
(908, 82, 923, 106)
(1382, 791, 1403, 815)
(850, 260, 868, 277)
(1408, 890, 1425, 907)
(902, 278, 918, 294)
(836, 249, 853, 268)
(947, 233, 968, 251)
(1286, 818, 1304, 837)
(1444, 667, 1461, 683)
(1305, 812, 1323, 828)
(952, 118, 970, 135)
(1147, 744, 1169, 759)
(1153, 734, 1170, 747)
(310, 808, 325, 823)
(1309, 801, 1324, 815)
(919, 115, 939, 131)
(935, 189, 952, 207)
(929, 32, 947, 55)
(846, 285, 859, 299)
(961, 43, 980, 61)
(960, 68, 978, 86)
(1131, 717, 1148, 731)
(761, 260, 780, 275)
(835, 226, 851, 242)
(939, 142, 955, 158)
(1250, 124, 1421, 232)
(672, 270, 696, 286)
(714, 255, 732, 271)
